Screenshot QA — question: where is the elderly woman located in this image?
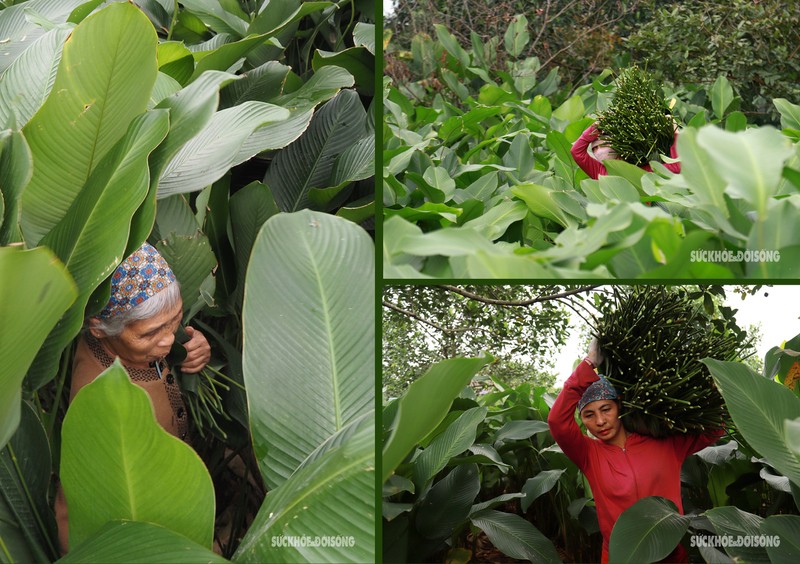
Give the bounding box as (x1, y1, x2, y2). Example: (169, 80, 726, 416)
(55, 242, 211, 552)
(548, 339, 722, 563)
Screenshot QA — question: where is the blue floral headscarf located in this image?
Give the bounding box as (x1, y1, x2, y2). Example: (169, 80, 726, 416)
(578, 375, 618, 413)
(97, 243, 176, 319)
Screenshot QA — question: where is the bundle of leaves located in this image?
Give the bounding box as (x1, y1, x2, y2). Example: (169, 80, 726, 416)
(592, 286, 747, 438)
(595, 66, 675, 166)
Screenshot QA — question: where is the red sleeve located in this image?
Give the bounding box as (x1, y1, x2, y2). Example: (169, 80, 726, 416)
(670, 424, 725, 460)
(662, 130, 681, 173)
(548, 360, 599, 469)
(570, 125, 607, 180)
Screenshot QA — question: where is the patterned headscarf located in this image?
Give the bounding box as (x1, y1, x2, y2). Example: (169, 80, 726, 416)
(97, 243, 176, 319)
(578, 375, 618, 413)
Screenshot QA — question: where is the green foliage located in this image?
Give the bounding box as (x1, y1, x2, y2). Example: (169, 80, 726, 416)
(626, 0, 800, 125)
(595, 66, 674, 166)
(593, 286, 748, 438)
(383, 15, 800, 278)
(0, 0, 374, 561)
(382, 286, 572, 399)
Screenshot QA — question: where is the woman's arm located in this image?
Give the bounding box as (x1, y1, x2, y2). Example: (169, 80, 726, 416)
(662, 129, 681, 173)
(547, 359, 600, 469)
(571, 124, 607, 180)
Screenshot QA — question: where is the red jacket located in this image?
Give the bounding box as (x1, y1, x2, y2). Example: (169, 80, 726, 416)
(571, 124, 681, 180)
(548, 360, 723, 562)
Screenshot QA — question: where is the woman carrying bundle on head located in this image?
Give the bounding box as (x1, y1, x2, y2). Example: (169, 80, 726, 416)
(547, 338, 723, 563)
(571, 66, 682, 180)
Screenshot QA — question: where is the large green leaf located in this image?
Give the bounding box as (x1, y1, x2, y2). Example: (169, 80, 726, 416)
(0, 27, 72, 128)
(265, 89, 366, 211)
(58, 520, 228, 564)
(760, 515, 800, 563)
(179, 0, 248, 37)
(697, 126, 793, 220)
(0, 246, 76, 449)
(0, 0, 87, 73)
(233, 418, 374, 563)
(155, 230, 218, 313)
(312, 47, 374, 95)
(20, 2, 159, 246)
(229, 182, 279, 308)
(706, 506, 767, 562)
(382, 356, 491, 482)
(157, 101, 290, 198)
(470, 510, 560, 563)
(704, 359, 800, 487)
(0, 128, 31, 245)
(521, 469, 566, 512)
(26, 109, 170, 390)
(608, 497, 691, 563)
(415, 464, 480, 540)
(412, 407, 487, 489)
(60, 362, 215, 549)
(0, 402, 58, 563)
(243, 210, 374, 489)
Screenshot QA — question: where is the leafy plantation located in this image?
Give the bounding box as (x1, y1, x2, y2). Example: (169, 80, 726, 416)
(383, 17, 800, 279)
(382, 287, 800, 563)
(0, 1, 374, 562)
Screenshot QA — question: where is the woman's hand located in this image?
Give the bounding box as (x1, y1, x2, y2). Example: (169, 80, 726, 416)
(182, 326, 211, 373)
(588, 337, 605, 367)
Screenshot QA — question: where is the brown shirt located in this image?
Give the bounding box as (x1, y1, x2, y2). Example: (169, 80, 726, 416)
(71, 333, 189, 439)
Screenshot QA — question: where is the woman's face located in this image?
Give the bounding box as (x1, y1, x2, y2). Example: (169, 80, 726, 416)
(580, 399, 623, 443)
(93, 301, 183, 368)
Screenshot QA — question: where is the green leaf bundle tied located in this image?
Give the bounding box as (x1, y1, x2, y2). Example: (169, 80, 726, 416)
(592, 287, 747, 438)
(595, 66, 674, 166)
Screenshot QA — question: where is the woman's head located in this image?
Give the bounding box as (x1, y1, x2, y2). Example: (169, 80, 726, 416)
(591, 138, 618, 162)
(88, 243, 183, 367)
(579, 377, 625, 444)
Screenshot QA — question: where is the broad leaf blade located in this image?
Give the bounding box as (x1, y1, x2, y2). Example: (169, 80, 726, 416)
(470, 509, 560, 563)
(265, 89, 366, 211)
(0, 247, 76, 449)
(233, 419, 374, 563)
(243, 210, 374, 489)
(61, 362, 215, 549)
(20, 2, 159, 246)
(58, 520, 228, 564)
(609, 496, 691, 563)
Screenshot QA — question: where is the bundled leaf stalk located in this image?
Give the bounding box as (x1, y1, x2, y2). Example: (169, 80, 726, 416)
(592, 287, 747, 438)
(595, 66, 674, 166)
(168, 326, 241, 439)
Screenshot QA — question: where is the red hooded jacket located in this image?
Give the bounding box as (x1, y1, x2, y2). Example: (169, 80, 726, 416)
(548, 360, 724, 562)
(571, 124, 681, 180)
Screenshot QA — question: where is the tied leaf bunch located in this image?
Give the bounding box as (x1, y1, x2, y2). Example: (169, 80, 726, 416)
(167, 325, 243, 439)
(591, 286, 749, 439)
(595, 66, 675, 166)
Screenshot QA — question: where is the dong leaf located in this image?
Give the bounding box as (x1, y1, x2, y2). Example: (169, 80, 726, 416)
(60, 362, 215, 549)
(0, 27, 72, 128)
(265, 89, 366, 211)
(704, 359, 800, 487)
(243, 210, 374, 489)
(383, 356, 492, 482)
(233, 417, 374, 563)
(0, 247, 76, 449)
(706, 506, 767, 562)
(0, 128, 31, 245)
(20, 2, 159, 246)
(26, 109, 169, 390)
(59, 520, 227, 564)
(609, 497, 691, 563)
(760, 515, 800, 562)
(470, 510, 560, 563)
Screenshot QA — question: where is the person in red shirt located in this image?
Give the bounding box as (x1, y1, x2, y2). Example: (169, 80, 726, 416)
(548, 339, 723, 563)
(571, 124, 682, 180)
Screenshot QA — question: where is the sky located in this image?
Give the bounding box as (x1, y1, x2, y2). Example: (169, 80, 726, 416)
(553, 285, 800, 386)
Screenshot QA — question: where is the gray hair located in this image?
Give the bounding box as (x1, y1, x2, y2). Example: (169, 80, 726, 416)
(92, 281, 182, 337)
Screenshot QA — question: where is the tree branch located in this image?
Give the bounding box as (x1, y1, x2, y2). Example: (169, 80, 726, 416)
(382, 299, 472, 334)
(438, 285, 602, 306)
